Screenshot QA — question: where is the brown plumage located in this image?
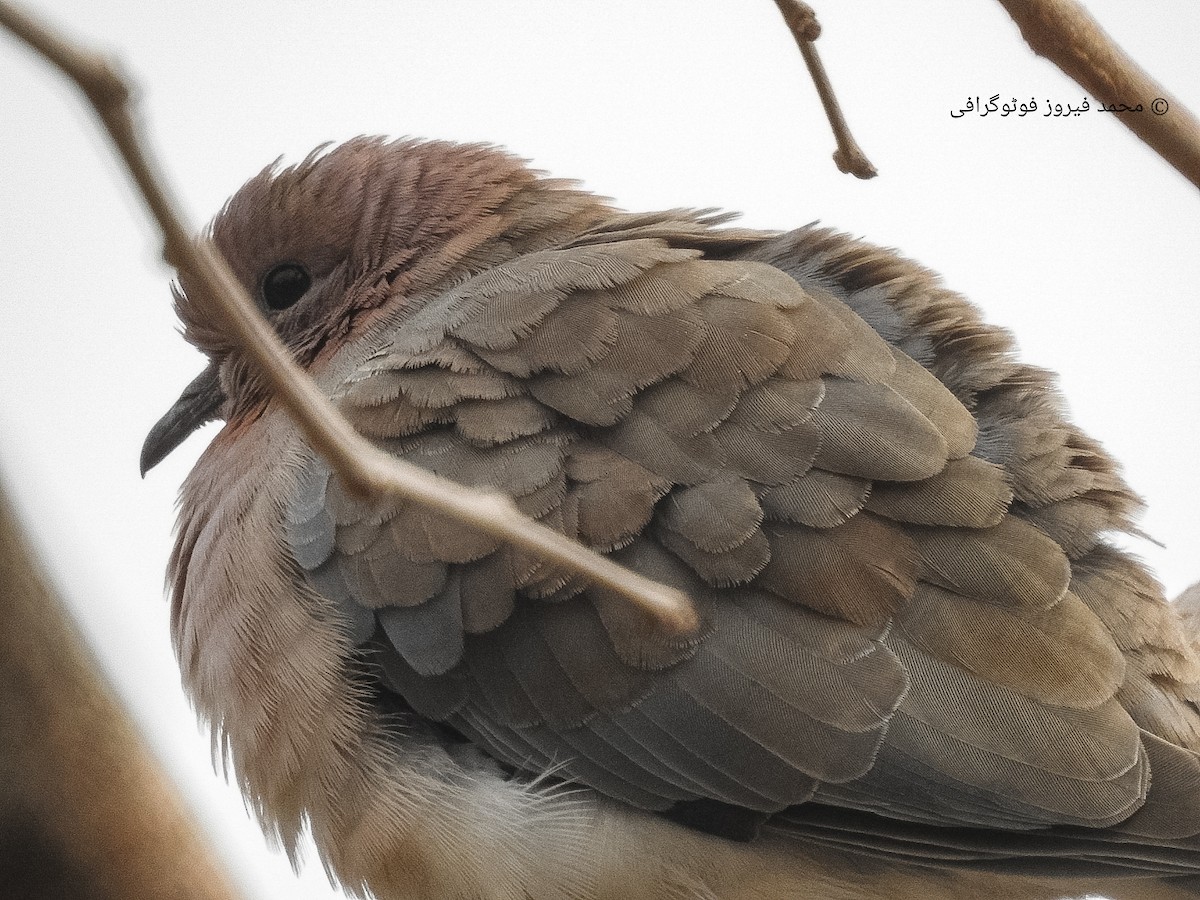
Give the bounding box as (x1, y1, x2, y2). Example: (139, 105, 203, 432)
(144, 137, 1200, 900)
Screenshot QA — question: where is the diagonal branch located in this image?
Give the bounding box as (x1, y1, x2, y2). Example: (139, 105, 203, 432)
(772, 0, 878, 179)
(0, 479, 246, 900)
(0, 0, 699, 637)
(996, 0, 1200, 191)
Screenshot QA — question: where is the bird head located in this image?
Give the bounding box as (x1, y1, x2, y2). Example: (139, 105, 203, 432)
(139, 137, 574, 474)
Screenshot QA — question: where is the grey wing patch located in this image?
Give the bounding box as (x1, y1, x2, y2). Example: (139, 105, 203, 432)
(377, 570, 464, 677)
(778, 731, 1200, 879)
(282, 425, 570, 675)
(437, 585, 904, 813)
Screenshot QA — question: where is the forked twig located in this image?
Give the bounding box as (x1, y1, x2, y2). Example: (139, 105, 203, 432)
(0, 1, 700, 637)
(996, 0, 1200, 191)
(772, 0, 878, 179)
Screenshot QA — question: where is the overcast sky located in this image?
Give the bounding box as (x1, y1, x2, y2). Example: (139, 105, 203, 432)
(3, 3, 1198, 897)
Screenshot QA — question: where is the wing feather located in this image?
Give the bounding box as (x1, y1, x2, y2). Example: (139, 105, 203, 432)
(273, 225, 1200, 877)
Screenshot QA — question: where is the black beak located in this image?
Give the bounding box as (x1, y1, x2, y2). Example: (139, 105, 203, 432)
(140, 362, 225, 476)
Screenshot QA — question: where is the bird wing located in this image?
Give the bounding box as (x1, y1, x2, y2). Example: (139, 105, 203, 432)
(282, 222, 1200, 870)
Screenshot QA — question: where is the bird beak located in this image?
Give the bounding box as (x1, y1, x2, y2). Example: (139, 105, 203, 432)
(140, 361, 225, 476)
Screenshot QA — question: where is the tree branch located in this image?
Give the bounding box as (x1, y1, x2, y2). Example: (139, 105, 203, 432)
(772, 0, 877, 179)
(0, 0, 699, 638)
(0, 479, 246, 900)
(996, 0, 1200, 190)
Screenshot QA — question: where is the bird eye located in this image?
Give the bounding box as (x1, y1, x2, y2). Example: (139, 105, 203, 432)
(261, 263, 312, 310)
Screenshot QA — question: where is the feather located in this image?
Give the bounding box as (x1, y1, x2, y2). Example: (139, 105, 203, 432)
(604, 259, 725, 315)
(670, 611, 888, 784)
(710, 419, 822, 486)
(726, 377, 824, 434)
(284, 505, 335, 569)
(865, 455, 1012, 528)
(802, 289, 897, 384)
(886, 349, 977, 459)
(624, 683, 817, 810)
(759, 515, 919, 625)
(589, 540, 709, 670)
(915, 515, 1071, 610)
(681, 295, 794, 391)
(812, 379, 949, 482)
(887, 635, 1145, 817)
(567, 447, 672, 551)
(658, 526, 772, 588)
(897, 584, 1124, 709)
(452, 396, 555, 445)
(457, 551, 518, 634)
(372, 640, 468, 720)
(377, 569, 465, 676)
(472, 293, 619, 377)
(1113, 732, 1200, 840)
(601, 403, 725, 486)
(759, 469, 871, 529)
(632, 378, 740, 438)
(447, 288, 563, 350)
(353, 531, 448, 608)
(527, 304, 705, 426)
(659, 477, 764, 554)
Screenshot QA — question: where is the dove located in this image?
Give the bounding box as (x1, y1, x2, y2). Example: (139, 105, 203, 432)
(143, 136, 1200, 900)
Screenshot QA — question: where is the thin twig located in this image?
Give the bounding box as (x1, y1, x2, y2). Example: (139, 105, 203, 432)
(996, 0, 1200, 191)
(0, 0, 700, 637)
(772, 0, 878, 179)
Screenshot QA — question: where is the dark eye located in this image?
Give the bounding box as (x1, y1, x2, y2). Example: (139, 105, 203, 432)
(262, 263, 311, 310)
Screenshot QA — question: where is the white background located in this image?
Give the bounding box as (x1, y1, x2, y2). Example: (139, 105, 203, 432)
(2, 3, 1198, 897)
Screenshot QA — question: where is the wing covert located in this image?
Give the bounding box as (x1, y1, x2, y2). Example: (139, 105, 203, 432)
(281, 224, 1173, 854)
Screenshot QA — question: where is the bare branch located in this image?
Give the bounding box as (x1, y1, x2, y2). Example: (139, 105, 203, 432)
(771, 0, 878, 179)
(0, 479, 246, 900)
(996, 0, 1200, 191)
(0, 0, 700, 637)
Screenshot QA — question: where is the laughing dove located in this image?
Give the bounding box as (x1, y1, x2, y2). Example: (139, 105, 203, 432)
(143, 137, 1200, 900)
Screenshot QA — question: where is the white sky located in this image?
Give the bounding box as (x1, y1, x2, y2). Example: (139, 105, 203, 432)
(2, 3, 1198, 898)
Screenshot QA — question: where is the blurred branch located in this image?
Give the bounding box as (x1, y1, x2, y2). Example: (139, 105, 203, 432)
(0, 479, 245, 900)
(996, 0, 1200, 190)
(0, 0, 699, 638)
(771, 0, 878, 178)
